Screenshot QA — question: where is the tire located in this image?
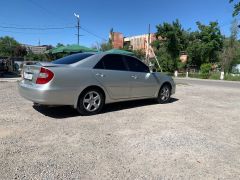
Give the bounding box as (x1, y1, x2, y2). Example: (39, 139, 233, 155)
(77, 88, 104, 116)
(156, 84, 171, 104)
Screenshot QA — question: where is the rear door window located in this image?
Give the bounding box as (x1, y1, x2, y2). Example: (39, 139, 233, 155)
(94, 54, 127, 71)
(124, 56, 149, 73)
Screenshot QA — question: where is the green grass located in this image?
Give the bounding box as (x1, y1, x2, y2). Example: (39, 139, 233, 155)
(175, 72, 240, 81)
(188, 73, 202, 79)
(224, 74, 240, 81)
(209, 73, 221, 80)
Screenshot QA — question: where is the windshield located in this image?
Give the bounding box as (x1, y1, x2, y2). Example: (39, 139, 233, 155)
(52, 53, 94, 64)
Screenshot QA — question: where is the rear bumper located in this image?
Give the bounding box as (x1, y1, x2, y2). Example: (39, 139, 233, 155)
(18, 80, 75, 105)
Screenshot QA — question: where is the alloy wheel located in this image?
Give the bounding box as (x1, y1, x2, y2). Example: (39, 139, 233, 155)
(83, 91, 101, 112)
(160, 86, 170, 102)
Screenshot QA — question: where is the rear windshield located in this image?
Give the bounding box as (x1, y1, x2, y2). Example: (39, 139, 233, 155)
(52, 53, 94, 64)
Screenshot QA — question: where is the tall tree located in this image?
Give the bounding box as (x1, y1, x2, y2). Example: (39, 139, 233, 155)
(100, 41, 112, 51)
(0, 36, 20, 57)
(155, 19, 188, 71)
(230, 0, 240, 16)
(221, 19, 239, 72)
(56, 43, 64, 47)
(187, 22, 224, 67)
(14, 45, 27, 57)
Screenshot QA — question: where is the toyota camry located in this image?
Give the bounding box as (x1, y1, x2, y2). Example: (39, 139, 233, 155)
(18, 52, 176, 115)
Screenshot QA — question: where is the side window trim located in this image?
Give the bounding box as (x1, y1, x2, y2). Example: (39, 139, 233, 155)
(123, 56, 130, 71)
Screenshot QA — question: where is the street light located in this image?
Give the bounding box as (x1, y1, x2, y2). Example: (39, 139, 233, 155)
(74, 13, 80, 45)
(74, 13, 79, 19)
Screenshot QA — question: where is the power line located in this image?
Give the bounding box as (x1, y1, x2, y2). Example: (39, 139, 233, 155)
(0, 29, 63, 35)
(8, 0, 107, 43)
(80, 26, 107, 41)
(27, 0, 60, 20)
(0, 24, 107, 40)
(27, 0, 107, 41)
(0, 25, 75, 31)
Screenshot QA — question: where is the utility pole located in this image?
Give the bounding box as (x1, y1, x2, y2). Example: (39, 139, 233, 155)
(74, 13, 80, 45)
(146, 24, 162, 72)
(147, 24, 151, 63)
(148, 24, 150, 47)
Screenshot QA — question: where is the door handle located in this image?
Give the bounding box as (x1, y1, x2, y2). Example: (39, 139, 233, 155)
(96, 73, 105, 77)
(131, 75, 138, 79)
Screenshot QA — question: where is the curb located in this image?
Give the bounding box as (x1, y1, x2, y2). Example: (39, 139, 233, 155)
(0, 78, 21, 83)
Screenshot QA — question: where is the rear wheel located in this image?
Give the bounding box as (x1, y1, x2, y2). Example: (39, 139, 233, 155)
(156, 84, 171, 104)
(77, 89, 104, 116)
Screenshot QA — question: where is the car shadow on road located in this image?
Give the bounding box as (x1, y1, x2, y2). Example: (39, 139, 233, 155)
(102, 98, 179, 114)
(33, 98, 179, 119)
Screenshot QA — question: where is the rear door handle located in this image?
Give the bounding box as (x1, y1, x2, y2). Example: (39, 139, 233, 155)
(96, 73, 105, 78)
(131, 75, 138, 79)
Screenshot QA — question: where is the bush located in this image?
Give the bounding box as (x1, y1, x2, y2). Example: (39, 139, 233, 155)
(200, 63, 212, 79)
(177, 62, 186, 71)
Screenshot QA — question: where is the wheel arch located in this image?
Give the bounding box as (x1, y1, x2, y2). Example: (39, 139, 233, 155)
(160, 81, 172, 92)
(74, 85, 106, 109)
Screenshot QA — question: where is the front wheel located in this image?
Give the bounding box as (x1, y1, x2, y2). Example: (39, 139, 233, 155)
(156, 84, 171, 104)
(77, 89, 104, 116)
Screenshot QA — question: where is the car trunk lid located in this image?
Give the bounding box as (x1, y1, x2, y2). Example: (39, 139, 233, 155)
(22, 62, 64, 85)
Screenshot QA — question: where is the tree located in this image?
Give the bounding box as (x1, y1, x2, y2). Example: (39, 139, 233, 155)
(14, 45, 27, 57)
(132, 49, 145, 60)
(200, 63, 212, 79)
(155, 19, 189, 71)
(230, 0, 240, 16)
(56, 43, 64, 47)
(155, 46, 175, 72)
(100, 41, 112, 51)
(24, 53, 48, 61)
(98, 28, 114, 51)
(220, 19, 239, 72)
(46, 45, 53, 50)
(0, 36, 20, 57)
(187, 22, 224, 68)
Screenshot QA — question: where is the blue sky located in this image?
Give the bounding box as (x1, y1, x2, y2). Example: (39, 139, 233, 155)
(0, 0, 236, 47)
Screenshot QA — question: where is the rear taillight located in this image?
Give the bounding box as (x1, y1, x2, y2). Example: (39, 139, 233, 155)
(36, 67, 54, 84)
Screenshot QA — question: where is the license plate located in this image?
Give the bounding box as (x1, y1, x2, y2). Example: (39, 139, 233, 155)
(24, 72, 33, 80)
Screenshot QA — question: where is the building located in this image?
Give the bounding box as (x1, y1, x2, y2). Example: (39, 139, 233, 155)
(110, 32, 156, 51)
(179, 51, 188, 63)
(22, 44, 47, 54)
(110, 31, 188, 62)
(110, 32, 124, 49)
(124, 33, 156, 51)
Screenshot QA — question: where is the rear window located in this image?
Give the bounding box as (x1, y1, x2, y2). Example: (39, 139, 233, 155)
(52, 53, 94, 64)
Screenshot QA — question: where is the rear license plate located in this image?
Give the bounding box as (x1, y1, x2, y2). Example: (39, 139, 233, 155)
(24, 72, 33, 80)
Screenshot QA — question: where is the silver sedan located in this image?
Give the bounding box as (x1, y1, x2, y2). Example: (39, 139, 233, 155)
(18, 52, 176, 115)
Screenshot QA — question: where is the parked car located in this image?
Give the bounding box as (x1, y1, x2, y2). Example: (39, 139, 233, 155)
(18, 52, 176, 115)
